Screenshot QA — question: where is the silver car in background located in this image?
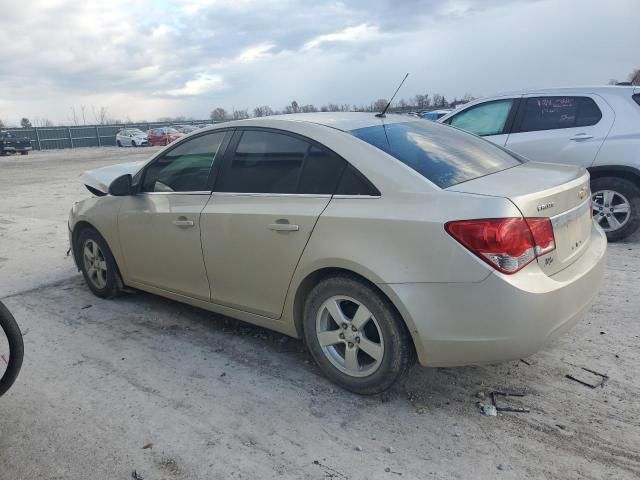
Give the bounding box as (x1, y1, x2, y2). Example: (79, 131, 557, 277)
(116, 128, 150, 147)
(70, 113, 606, 394)
(439, 86, 640, 241)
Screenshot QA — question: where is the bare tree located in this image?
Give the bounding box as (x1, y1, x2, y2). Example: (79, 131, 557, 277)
(20, 118, 32, 128)
(0, 119, 4, 128)
(210, 107, 227, 121)
(253, 105, 274, 117)
(300, 104, 318, 113)
(461, 93, 475, 103)
(608, 79, 619, 85)
(232, 108, 249, 120)
(92, 106, 109, 125)
(630, 69, 640, 85)
(373, 99, 388, 112)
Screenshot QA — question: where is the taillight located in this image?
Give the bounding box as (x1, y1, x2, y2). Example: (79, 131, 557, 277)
(445, 218, 555, 274)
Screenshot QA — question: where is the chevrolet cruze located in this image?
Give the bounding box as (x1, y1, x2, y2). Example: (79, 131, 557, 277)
(69, 113, 606, 394)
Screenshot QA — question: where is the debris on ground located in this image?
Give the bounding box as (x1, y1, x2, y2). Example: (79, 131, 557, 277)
(81, 304, 92, 310)
(565, 367, 609, 389)
(131, 470, 144, 480)
(141, 442, 153, 450)
(478, 403, 497, 416)
(491, 391, 530, 413)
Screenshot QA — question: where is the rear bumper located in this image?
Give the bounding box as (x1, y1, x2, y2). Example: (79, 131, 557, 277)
(384, 222, 607, 367)
(1, 145, 32, 152)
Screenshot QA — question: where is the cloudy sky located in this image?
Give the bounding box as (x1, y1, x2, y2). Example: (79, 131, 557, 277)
(0, 0, 636, 125)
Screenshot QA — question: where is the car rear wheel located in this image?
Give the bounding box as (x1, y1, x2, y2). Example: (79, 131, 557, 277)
(19, 151, 28, 156)
(131, 140, 137, 147)
(303, 275, 415, 394)
(77, 228, 123, 299)
(591, 177, 640, 242)
(117, 140, 122, 147)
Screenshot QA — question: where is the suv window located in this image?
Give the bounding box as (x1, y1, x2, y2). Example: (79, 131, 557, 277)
(217, 130, 355, 195)
(351, 121, 522, 189)
(518, 96, 602, 132)
(448, 99, 514, 136)
(142, 132, 225, 192)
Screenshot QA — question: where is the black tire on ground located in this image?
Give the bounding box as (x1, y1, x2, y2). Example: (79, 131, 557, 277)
(117, 140, 122, 147)
(0, 301, 24, 397)
(303, 274, 415, 395)
(591, 176, 640, 242)
(76, 227, 124, 299)
(131, 140, 137, 147)
(20, 151, 28, 155)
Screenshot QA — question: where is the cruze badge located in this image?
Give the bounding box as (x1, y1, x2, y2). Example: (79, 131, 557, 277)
(537, 202, 554, 212)
(578, 187, 589, 200)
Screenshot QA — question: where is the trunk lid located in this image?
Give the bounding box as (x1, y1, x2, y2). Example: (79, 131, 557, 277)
(447, 161, 592, 275)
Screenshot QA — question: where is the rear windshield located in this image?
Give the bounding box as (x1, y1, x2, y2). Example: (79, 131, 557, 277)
(350, 121, 522, 188)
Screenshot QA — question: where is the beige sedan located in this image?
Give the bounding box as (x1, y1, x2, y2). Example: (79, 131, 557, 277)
(69, 113, 606, 394)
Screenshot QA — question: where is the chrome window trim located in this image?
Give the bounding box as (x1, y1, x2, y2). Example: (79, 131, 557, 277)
(212, 192, 331, 198)
(138, 191, 212, 196)
(332, 194, 381, 199)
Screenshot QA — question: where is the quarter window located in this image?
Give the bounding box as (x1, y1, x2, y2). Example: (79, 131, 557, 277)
(449, 99, 514, 136)
(518, 96, 602, 132)
(142, 132, 225, 192)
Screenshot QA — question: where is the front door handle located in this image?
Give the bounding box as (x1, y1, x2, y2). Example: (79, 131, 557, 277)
(268, 220, 299, 232)
(570, 133, 593, 141)
(173, 216, 195, 228)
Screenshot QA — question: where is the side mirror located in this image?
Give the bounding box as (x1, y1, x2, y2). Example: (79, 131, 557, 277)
(108, 174, 133, 196)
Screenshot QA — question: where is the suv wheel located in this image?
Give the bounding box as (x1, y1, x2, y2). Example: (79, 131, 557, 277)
(591, 177, 640, 241)
(303, 275, 415, 394)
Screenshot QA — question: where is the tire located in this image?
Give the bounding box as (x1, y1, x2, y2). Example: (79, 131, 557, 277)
(591, 177, 640, 242)
(20, 151, 28, 156)
(131, 140, 137, 147)
(303, 275, 415, 395)
(0, 301, 24, 397)
(117, 140, 122, 147)
(76, 227, 123, 299)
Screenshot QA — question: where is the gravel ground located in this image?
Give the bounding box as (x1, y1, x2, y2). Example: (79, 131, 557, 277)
(0, 147, 639, 480)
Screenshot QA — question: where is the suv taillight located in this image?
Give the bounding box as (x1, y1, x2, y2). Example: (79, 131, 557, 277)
(445, 218, 555, 274)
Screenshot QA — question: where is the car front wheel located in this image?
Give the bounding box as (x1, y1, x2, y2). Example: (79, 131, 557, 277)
(591, 177, 640, 242)
(303, 275, 415, 394)
(77, 228, 123, 299)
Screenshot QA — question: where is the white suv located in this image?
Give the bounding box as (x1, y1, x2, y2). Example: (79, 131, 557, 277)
(439, 86, 640, 241)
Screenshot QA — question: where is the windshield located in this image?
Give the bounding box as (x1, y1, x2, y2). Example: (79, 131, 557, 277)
(128, 129, 146, 136)
(350, 121, 522, 188)
(165, 128, 179, 134)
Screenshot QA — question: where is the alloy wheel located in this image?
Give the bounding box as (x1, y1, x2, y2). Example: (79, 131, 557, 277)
(592, 189, 631, 232)
(315, 296, 384, 377)
(82, 239, 108, 289)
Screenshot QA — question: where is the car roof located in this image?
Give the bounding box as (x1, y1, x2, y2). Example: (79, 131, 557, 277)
(212, 112, 416, 132)
(489, 85, 637, 97)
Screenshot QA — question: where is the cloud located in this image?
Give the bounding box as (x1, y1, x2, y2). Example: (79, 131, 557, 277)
(0, 0, 636, 124)
(159, 75, 226, 97)
(303, 24, 379, 50)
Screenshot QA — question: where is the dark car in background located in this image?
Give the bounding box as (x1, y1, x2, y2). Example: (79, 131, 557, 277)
(0, 131, 32, 156)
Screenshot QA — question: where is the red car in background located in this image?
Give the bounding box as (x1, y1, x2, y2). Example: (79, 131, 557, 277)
(147, 127, 183, 146)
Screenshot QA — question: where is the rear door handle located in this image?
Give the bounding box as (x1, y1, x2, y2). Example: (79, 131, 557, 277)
(268, 221, 299, 232)
(570, 133, 593, 141)
(173, 217, 195, 227)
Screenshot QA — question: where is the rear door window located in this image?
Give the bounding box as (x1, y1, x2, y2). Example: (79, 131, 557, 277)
(216, 130, 357, 195)
(448, 99, 514, 136)
(517, 96, 602, 132)
(351, 121, 522, 189)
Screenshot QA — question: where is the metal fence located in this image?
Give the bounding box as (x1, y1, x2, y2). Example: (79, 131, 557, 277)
(2, 120, 220, 150)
